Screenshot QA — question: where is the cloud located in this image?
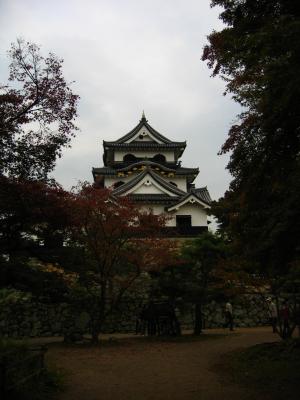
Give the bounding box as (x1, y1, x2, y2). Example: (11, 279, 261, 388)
(0, 0, 240, 199)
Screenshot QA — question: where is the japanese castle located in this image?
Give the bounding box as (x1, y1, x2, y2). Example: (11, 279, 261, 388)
(92, 113, 211, 236)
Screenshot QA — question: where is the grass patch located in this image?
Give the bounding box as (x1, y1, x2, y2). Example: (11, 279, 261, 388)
(219, 339, 300, 400)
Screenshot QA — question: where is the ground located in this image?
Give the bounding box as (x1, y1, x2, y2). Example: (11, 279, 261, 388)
(44, 327, 280, 400)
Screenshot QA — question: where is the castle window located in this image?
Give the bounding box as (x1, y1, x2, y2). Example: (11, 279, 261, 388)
(153, 154, 166, 163)
(123, 154, 137, 162)
(176, 215, 192, 234)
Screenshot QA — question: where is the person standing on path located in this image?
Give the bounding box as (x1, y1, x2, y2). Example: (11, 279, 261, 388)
(225, 301, 234, 331)
(280, 300, 290, 339)
(267, 298, 278, 333)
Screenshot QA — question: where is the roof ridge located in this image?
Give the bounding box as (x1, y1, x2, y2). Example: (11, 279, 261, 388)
(106, 116, 183, 145)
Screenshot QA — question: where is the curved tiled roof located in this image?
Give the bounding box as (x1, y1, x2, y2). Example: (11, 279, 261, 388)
(112, 167, 186, 196)
(103, 141, 186, 149)
(117, 161, 176, 173)
(191, 187, 212, 204)
(128, 194, 180, 204)
(92, 163, 199, 177)
(103, 115, 186, 148)
(118, 187, 212, 208)
(114, 116, 172, 144)
(167, 187, 212, 211)
(92, 166, 116, 176)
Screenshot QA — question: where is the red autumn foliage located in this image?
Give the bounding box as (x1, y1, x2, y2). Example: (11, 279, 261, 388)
(70, 183, 178, 272)
(0, 176, 72, 254)
(0, 39, 79, 179)
(68, 183, 178, 342)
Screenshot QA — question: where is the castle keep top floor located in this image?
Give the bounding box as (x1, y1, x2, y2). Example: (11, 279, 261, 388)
(102, 113, 186, 166)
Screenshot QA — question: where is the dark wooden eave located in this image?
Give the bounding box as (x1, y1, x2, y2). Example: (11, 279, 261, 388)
(92, 162, 199, 180)
(128, 194, 180, 204)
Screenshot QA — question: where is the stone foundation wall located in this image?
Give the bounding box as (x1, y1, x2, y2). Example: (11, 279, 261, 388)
(202, 296, 270, 328)
(0, 294, 270, 339)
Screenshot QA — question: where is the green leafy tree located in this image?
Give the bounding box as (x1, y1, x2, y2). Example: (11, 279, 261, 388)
(202, 1, 300, 280)
(153, 232, 228, 335)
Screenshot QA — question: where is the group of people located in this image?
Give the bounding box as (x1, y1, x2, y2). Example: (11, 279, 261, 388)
(225, 298, 297, 337)
(135, 299, 298, 336)
(135, 302, 181, 336)
(267, 298, 294, 338)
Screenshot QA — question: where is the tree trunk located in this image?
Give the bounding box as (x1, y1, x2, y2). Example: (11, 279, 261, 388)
(194, 302, 203, 335)
(91, 317, 102, 344)
(91, 330, 99, 344)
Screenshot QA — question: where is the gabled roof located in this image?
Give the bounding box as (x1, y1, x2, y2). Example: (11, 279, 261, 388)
(103, 113, 186, 148)
(102, 114, 186, 166)
(191, 187, 212, 204)
(115, 113, 175, 144)
(112, 167, 186, 197)
(167, 187, 212, 211)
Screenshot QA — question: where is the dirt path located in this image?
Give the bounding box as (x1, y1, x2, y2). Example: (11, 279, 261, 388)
(46, 327, 277, 400)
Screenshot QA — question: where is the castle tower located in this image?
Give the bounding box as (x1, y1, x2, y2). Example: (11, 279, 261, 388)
(92, 113, 211, 236)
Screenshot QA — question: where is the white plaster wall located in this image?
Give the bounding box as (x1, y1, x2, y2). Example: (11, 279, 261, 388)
(130, 203, 207, 228)
(167, 204, 207, 227)
(132, 185, 164, 195)
(126, 175, 178, 196)
(139, 204, 166, 215)
(126, 127, 162, 143)
(114, 150, 175, 162)
(103, 177, 207, 228)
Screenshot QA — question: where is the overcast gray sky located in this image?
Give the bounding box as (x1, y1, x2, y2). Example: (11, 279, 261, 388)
(0, 0, 240, 200)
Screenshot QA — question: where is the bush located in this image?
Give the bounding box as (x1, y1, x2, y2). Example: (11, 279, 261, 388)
(222, 339, 300, 400)
(0, 288, 31, 305)
(0, 339, 63, 400)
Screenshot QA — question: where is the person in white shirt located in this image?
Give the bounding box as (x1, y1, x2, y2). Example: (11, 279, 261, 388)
(225, 301, 234, 331)
(267, 298, 278, 333)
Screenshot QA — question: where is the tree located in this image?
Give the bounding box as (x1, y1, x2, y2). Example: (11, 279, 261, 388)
(0, 39, 79, 296)
(0, 39, 79, 180)
(202, 1, 300, 278)
(70, 184, 177, 343)
(0, 176, 76, 299)
(153, 232, 229, 335)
